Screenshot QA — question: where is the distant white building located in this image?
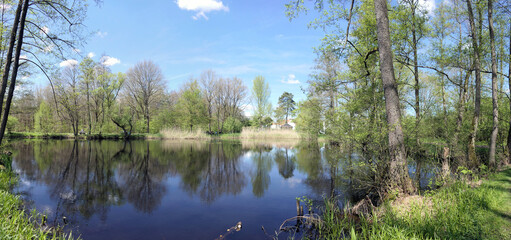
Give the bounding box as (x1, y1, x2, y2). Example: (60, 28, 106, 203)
(270, 119, 296, 130)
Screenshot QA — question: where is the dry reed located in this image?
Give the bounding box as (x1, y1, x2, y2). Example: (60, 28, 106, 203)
(160, 128, 210, 139)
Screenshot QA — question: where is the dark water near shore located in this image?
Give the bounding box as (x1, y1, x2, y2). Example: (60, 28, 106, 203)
(10, 139, 438, 239)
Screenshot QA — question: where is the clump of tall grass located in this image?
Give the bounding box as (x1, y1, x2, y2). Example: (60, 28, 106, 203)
(160, 128, 210, 139)
(239, 127, 300, 140)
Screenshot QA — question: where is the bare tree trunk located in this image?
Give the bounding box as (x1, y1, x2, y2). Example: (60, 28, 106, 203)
(412, 6, 420, 147)
(0, 0, 28, 146)
(146, 113, 150, 134)
(488, 0, 498, 169)
(507, 22, 511, 166)
(87, 83, 92, 135)
(466, 0, 482, 169)
(374, 0, 414, 194)
(442, 147, 450, 181)
(0, 0, 22, 121)
(454, 70, 470, 151)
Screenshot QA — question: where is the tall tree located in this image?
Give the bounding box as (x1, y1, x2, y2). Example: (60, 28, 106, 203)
(177, 79, 207, 131)
(276, 92, 296, 122)
(374, 0, 414, 193)
(488, 0, 498, 169)
(0, 0, 90, 144)
(393, 0, 428, 146)
(125, 60, 165, 133)
(79, 57, 96, 135)
(55, 64, 81, 136)
(251, 75, 272, 126)
(466, 0, 482, 169)
(507, 20, 511, 166)
(200, 70, 217, 133)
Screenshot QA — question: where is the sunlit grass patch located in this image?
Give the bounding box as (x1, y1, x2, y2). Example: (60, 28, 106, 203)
(316, 168, 511, 240)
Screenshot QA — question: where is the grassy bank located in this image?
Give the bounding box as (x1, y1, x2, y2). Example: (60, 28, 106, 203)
(317, 168, 511, 239)
(0, 156, 76, 239)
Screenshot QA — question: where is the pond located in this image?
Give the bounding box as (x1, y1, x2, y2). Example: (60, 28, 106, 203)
(10, 139, 438, 239)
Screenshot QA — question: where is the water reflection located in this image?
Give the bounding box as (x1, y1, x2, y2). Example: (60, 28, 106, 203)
(10, 139, 439, 239)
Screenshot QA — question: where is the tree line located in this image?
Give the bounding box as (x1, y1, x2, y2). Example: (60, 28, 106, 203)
(286, 0, 511, 194)
(10, 58, 301, 137)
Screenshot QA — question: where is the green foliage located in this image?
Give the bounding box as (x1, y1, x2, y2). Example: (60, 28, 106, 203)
(34, 101, 54, 134)
(110, 104, 135, 138)
(275, 92, 296, 122)
(0, 154, 12, 171)
(295, 98, 322, 140)
(223, 116, 243, 133)
(6, 116, 18, 133)
(177, 80, 208, 131)
(151, 108, 177, 134)
(251, 76, 272, 125)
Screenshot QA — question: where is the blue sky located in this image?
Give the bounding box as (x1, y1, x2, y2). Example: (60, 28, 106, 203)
(71, 0, 326, 115)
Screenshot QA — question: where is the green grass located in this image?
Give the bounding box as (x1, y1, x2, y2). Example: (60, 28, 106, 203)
(317, 168, 511, 240)
(0, 161, 77, 239)
(218, 133, 241, 138)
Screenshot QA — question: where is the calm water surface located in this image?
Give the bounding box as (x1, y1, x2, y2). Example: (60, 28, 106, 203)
(10, 139, 437, 239)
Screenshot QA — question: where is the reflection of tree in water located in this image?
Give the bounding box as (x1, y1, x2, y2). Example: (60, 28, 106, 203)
(12, 140, 125, 223)
(250, 146, 273, 198)
(76, 141, 126, 219)
(295, 142, 323, 182)
(274, 148, 296, 179)
(165, 141, 247, 203)
(199, 141, 246, 203)
(293, 142, 365, 205)
(117, 141, 168, 213)
(12, 140, 176, 222)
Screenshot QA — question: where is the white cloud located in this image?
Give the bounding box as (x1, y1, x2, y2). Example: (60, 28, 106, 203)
(192, 11, 208, 20)
(281, 74, 300, 84)
(59, 59, 78, 68)
(100, 56, 120, 66)
(242, 104, 254, 117)
(419, 0, 435, 14)
(87, 52, 95, 58)
(176, 0, 229, 20)
(96, 31, 108, 38)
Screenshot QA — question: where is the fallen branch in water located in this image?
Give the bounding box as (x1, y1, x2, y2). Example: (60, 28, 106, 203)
(215, 221, 242, 240)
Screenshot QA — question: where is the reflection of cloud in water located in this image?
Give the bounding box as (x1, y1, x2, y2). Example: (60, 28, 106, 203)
(244, 152, 252, 158)
(59, 190, 76, 201)
(20, 178, 31, 187)
(283, 177, 302, 188)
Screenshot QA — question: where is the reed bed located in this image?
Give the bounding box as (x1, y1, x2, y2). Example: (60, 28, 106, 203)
(160, 128, 210, 140)
(239, 127, 300, 140)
